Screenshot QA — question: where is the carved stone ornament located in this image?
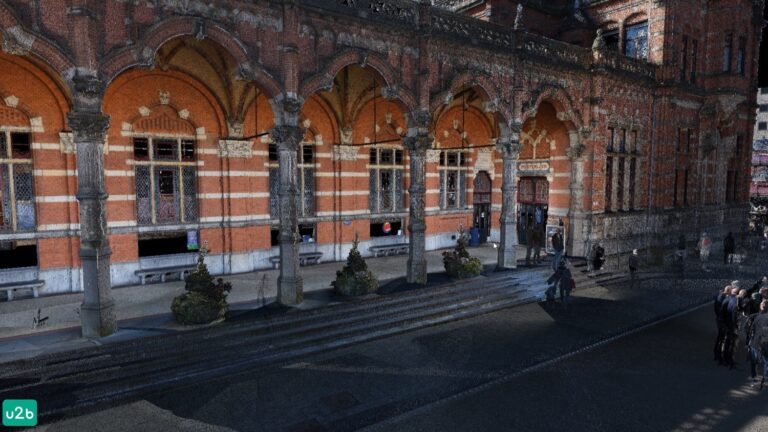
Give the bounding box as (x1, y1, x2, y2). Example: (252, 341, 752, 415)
(218, 140, 253, 158)
(474, 148, 495, 179)
(592, 28, 607, 52)
(269, 126, 305, 151)
(340, 126, 354, 145)
(333, 145, 358, 161)
(159, 90, 170, 105)
(4, 95, 19, 108)
(67, 111, 110, 142)
(72, 74, 106, 100)
(381, 86, 399, 100)
(483, 99, 499, 113)
(566, 142, 587, 159)
(496, 139, 522, 157)
(2, 26, 35, 56)
(228, 121, 244, 138)
(282, 97, 303, 115)
(426, 149, 441, 163)
(403, 134, 432, 153)
(407, 109, 431, 130)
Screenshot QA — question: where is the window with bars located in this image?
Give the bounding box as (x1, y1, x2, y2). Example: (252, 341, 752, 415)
(680, 36, 688, 82)
(439, 150, 468, 210)
(624, 21, 648, 60)
(603, 29, 620, 52)
(268, 142, 315, 219)
(736, 37, 746, 75)
(605, 157, 613, 212)
(605, 127, 641, 212)
(0, 131, 35, 232)
(723, 34, 733, 72)
(133, 137, 197, 225)
(690, 39, 698, 83)
(369, 147, 404, 214)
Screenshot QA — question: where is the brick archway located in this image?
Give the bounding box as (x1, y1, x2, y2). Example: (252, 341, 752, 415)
(521, 86, 583, 134)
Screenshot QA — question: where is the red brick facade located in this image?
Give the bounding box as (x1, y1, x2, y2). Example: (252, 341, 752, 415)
(0, 0, 761, 293)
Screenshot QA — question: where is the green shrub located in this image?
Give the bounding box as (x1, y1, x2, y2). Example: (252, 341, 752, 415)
(333, 234, 379, 296)
(443, 227, 483, 279)
(171, 244, 232, 325)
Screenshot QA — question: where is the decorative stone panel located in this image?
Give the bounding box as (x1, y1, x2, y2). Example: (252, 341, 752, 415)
(218, 140, 253, 158)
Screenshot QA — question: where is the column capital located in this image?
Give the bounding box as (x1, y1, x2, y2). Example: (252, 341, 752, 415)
(496, 139, 522, 158)
(270, 125, 305, 151)
(67, 111, 110, 143)
(407, 109, 431, 131)
(567, 142, 587, 160)
(403, 134, 432, 153)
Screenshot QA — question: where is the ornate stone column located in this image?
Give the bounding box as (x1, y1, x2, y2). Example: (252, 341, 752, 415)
(497, 136, 522, 269)
(567, 132, 588, 257)
(270, 125, 305, 305)
(68, 76, 116, 338)
(404, 133, 431, 284)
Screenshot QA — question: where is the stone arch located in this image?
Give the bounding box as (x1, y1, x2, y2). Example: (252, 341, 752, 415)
(520, 85, 583, 133)
(624, 12, 648, 26)
(100, 17, 282, 100)
(299, 48, 417, 112)
(0, 4, 75, 76)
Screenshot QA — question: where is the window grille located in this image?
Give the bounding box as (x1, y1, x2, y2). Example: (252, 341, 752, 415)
(0, 131, 35, 232)
(624, 22, 648, 60)
(369, 147, 405, 214)
(438, 150, 469, 210)
(723, 34, 733, 72)
(133, 136, 197, 225)
(268, 142, 316, 219)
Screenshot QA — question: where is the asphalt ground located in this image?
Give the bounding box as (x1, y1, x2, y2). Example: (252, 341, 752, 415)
(37, 274, 755, 432)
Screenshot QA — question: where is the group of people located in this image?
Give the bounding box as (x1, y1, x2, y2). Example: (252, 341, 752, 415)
(713, 278, 768, 389)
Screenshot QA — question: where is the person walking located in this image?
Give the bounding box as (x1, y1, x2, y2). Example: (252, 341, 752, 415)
(532, 228, 543, 265)
(698, 232, 712, 272)
(714, 285, 730, 363)
(552, 229, 564, 271)
(525, 224, 534, 267)
(546, 259, 573, 306)
(747, 300, 768, 389)
(628, 249, 639, 288)
(722, 287, 740, 368)
(724, 232, 735, 264)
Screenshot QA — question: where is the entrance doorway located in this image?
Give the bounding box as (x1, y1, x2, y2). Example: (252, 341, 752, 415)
(517, 177, 549, 245)
(473, 171, 492, 244)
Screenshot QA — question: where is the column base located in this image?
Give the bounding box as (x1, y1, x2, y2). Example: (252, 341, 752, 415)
(406, 258, 427, 285)
(80, 300, 117, 338)
(277, 276, 304, 305)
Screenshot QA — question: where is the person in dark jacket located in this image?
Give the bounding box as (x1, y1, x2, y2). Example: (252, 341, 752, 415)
(724, 232, 735, 264)
(714, 285, 730, 363)
(532, 228, 543, 265)
(552, 230, 565, 271)
(628, 249, 640, 288)
(747, 300, 768, 389)
(722, 288, 741, 368)
(546, 259, 573, 306)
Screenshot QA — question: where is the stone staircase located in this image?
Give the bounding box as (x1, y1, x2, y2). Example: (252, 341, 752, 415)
(0, 271, 540, 422)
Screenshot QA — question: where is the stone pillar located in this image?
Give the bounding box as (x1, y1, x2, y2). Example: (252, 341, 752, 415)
(404, 133, 431, 284)
(497, 137, 522, 269)
(270, 125, 305, 305)
(68, 95, 116, 338)
(567, 136, 588, 257)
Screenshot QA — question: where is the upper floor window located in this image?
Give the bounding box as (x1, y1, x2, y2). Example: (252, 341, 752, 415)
(134, 137, 197, 225)
(759, 122, 767, 131)
(439, 150, 469, 210)
(680, 36, 688, 82)
(269, 141, 315, 218)
(760, 105, 768, 113)
(0, 131, 34, 232)
(369, 147, 404, 214)
(603, 28, 620, 52)
(690, 39, 698, 84)
(723, 34, 733, 72)
(624, 21, 648, 60)
(736, 36, 746, 76)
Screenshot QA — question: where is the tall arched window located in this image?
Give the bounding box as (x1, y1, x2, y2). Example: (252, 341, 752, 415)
(369, 146, 404, 214)
(268, 138, 315, 219)
(133, 136, 197, 224)
(0, 128, 35, 232)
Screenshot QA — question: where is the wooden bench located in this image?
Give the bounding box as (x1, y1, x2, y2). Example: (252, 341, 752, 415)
(0, 280, 44, 301)
(269, 252, 323, 269)
(135, 265, 197, 285)
(369, 243, 409, 257)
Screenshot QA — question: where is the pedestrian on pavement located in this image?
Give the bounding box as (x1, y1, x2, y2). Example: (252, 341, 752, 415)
(592, 242, 605, 272)
(714, 285, 731, 363)
(552, 229, 565, 271)
(747, 300, 768, 389)
(628, 249, 639, 288)
(525, 224, 534, 267)
(532, 228, 543, 265)
(547, 259, 573, 306)
(723, 287, 740, 368)
(677, 234, 687, 258)
(698, 232, 712, 272)
(724, 232, 736, 264)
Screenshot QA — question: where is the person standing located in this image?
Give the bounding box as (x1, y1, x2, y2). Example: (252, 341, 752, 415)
(628, 249, 639, 288)
(698, 232, 712, 272)
(724, 232, 735, 264)
(552, 229, 564, 271)
(722, 288, 740, 368)
(532, 228, 543, 265)
(525, 224, 534, 267)
(714, 286, 730, 363)
(747, 300, 768, 389)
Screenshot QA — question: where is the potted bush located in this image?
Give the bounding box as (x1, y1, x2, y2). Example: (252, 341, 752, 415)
(332, 234, 378, 296)
(443, 227, 483, 279)
(171, 243, 232, 325)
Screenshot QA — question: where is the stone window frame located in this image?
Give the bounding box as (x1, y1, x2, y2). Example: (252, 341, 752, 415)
(723, 33, 733, 73)
(604, 123, 643, 213)
(736, 36, 746, 76)
(438, 149, 471, 210)
(367, 145, 405, 215)
(268, 139, 317, 219)
(623, 19, 649, 60)
(132, 134, 198, 226)
(0, 128, 35, 232)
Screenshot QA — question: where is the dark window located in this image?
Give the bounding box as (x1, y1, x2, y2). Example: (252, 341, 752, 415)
(617, 158, 625, 209)
(268, 143, 278, 162)
(271, 228, 279, 247)
(395, 150, 403, 165)
(683, 169, 689, 206)
(446, 152, 458, 167)
(604, 29, 620, 51)
(302, 144, 313, 164)
(10, 133, 30, 158)
(298, 224, 315, 242)
(0, 242, 37, 269)
(158, 170, 175, 195)
(762, 88, 768, 94)
(133, 137, 149, 160)
(380, 148, 393, 164)
(673, 169, 679, 207)
(723, 34, 733, 72)
(629, 158, 637, 209)
(736, 37, 746, 75)
(676, 128, 682, 152)
(619, 129, 626, 153)
(680, 36, 688, 82)
(760, 105, 768, 113)
(138, 232, 190, 258)
(369, 148, 377, 164)
(605, 157, 613, 211)
(608, 127, 615, 152)
(181, 140, 195, 161)
(154, 139, 177, 160)
(370, 220, 402, 237)
(759, 122, 767, 131)
(690, 39, 698, 83)
(624, 21, 648, 59)
(736, 134, 743, 154)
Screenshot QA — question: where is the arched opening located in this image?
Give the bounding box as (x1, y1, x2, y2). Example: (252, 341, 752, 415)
(473, 171, 492, 243)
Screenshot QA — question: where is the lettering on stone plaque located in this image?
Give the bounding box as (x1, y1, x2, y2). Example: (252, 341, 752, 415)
(518, 161, 550, 174)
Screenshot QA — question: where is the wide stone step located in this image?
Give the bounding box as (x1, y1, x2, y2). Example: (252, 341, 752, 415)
(2, 289, 536, 420)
